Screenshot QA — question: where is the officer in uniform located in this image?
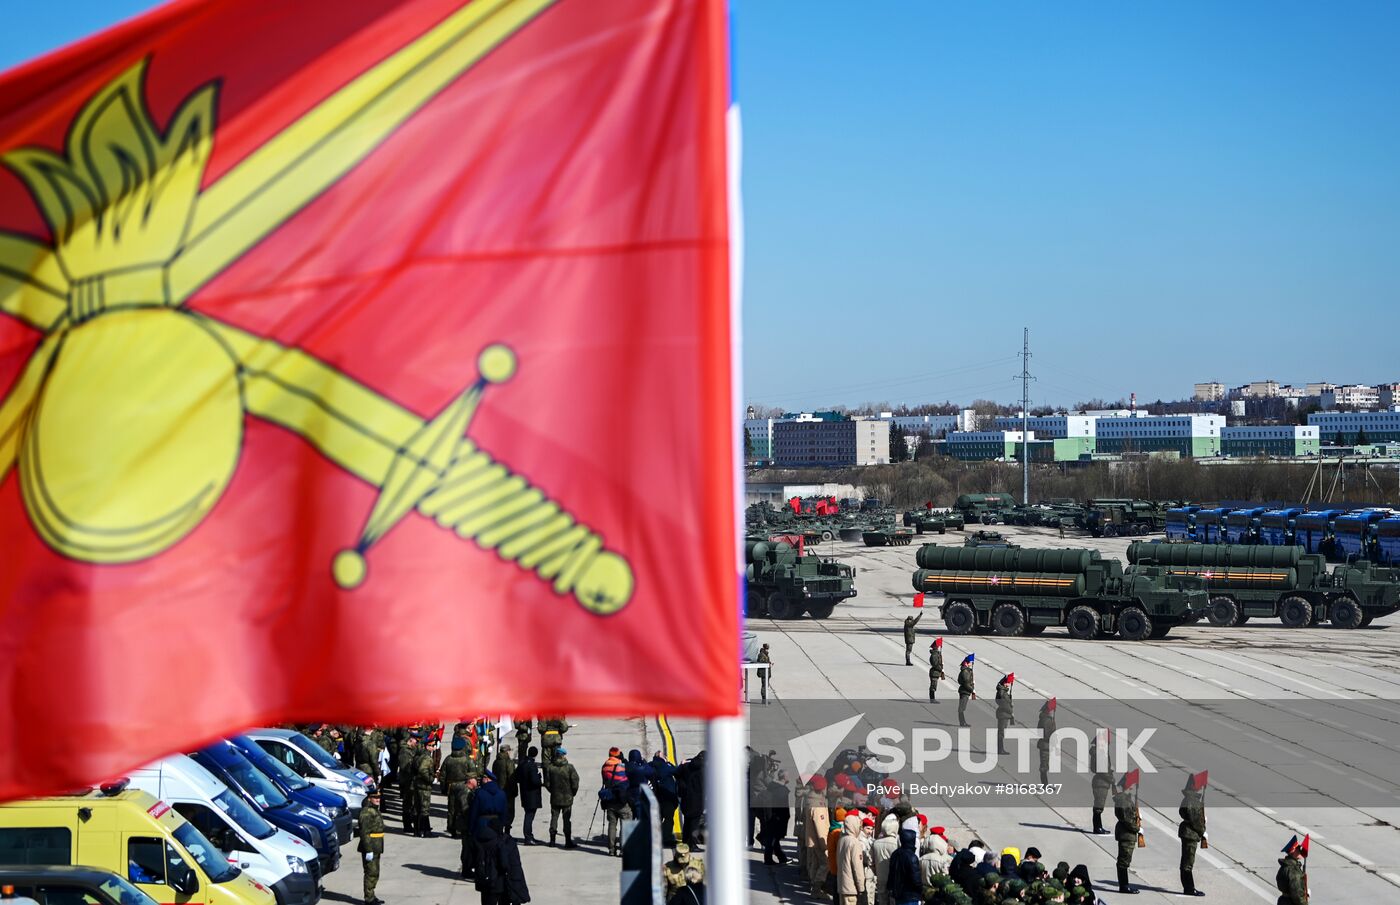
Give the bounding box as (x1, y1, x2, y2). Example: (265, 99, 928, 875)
(662, 843, 704, 900)
(539, 717, 567, 768)
(1036, 698, 1056, 786)
(357, 789, 385, 905)
(902, 612, 923, 665)
(756, 644, 772, 703)
(1276, 837, 1308, 905)
(438, 743, 472, 838)
(928, 638, 945, 701)
(1090, 730, 1114, 835)
(492, 745, 517, 832)
(412, 739, 435, 836)
(957, 654, 976, 728)
(1113, 787, 1140, 895)
(546, 747, 579, 848)
(1178, 776, 1206, 897)
(397, 735, 422, 833)
(514, 719, 532, 762)
(994, 673, 1015, 755)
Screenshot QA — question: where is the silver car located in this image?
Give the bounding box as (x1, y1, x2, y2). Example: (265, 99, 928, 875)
(246, 729, 372, 815)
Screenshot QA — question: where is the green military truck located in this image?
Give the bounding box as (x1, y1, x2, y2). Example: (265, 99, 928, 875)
(911, 545, 1207, 641)
(1126, 542, 1400, 629)
(903, 509, 966, 534)
(955, 493, 1017, 525)
(1079, 499, 1166, 537)
(746, 538, 856, 619)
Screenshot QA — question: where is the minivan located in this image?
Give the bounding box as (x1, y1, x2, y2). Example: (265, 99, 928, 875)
(226, 737, 360, 831)
(126, 756, 320, 905)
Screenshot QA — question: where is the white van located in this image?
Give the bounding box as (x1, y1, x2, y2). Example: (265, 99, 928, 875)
(243, 731, 369, 817)
(126, 756, 320, 905)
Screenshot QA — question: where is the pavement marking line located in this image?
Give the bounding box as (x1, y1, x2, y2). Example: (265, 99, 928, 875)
(1381, 872, 1400, 887)
(1354, 777, 1391, 793)
(1317, 762, 1346, 775)
(1329, 844, 1374, 866)
(1257, 806, 1276, 815)
(1137, 808, 1274, 902)
(1193, 649, 1350, 698)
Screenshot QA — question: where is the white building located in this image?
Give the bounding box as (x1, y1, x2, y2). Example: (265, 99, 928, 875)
(992, 414, 1098, 439)
(1193, 382, 1226, 402)
(1308, 409, 1400, 444)
(876, 412, 960, 437)
(1094, 414, 1225, 457)
(743, 418, 778, 460)
(1320, 385, 1379, 410)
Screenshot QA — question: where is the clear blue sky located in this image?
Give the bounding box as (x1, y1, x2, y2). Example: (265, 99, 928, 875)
(5, 2, 1399, 411)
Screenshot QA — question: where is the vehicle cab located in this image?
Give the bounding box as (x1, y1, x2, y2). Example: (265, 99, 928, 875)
(242, 731, 371, 815)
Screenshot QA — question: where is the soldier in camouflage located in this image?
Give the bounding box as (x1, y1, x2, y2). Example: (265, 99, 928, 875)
(957, 654, 975, 728)
(928, 638, 945, 701)
(438, 743, 472, 838)
(1090, 730, 1113, 835)
(994, 673, 1015, 755)
(411, 738, 435, 837)
(902, 612, 923, 665)
(1178, 777, 1206, 897)
(514, 719, 532, 763)
(1113, 787, 1140, 895)
(539, 717, 567, 768)
(1036, 698, 1056, 786)
(357, 789, 385, 905)
(397, 735, 421, 833)
(1276, 838, 1308, 905)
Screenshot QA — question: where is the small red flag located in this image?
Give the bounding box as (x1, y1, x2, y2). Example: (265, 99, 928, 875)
(913, 592, 925, 608)
(1122, 768, 1141, 789)
(1301, 834, 1310, 856)
(1189, 770, 1209, 791)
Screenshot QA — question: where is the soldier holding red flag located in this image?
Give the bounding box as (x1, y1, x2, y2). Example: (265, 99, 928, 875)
(902, 612, 924, 665)
(928, 638, 945, 702)
(957, 654, 976, 728)
(1178, 770, 1208, 897)
(994, 673, 1015, 755)
(1277, 835, 1309, 904)
(1035, 698, 1056, 785)
(1114, 769, 1142, 895)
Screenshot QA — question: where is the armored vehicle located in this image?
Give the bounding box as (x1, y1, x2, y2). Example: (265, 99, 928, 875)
(911, 545, 1207, 641)
(745, 538, 856, 619)
(963, 530, 1016, 548)
(1080, 499, 1165, 537)
(955, 493, 1016, 524)
(863, 528, 915, 547)
(1126, 541, 1400, 629)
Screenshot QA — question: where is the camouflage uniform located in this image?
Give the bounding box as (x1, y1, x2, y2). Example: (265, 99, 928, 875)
(397, 741, 421, 832)
(1089, 736, 1113, 834)
(928, 647, 944, 701)
(546, 753, 579, 847)
(957, 664, 975, 727)
(1035, 705, 1056, 786)
(662, 844, 705, 900)
(1113, 789, 1139, 894)
(411, 743, 435, 835)
(902, 613, 923, 665)
(438, 750, 471, 837)
(756, 645, 772, 703)
(994, 679, 1014, 755)
(539, 718, 567, 768)
(1275, 854, 1308, 905)
(357, 795, 385, 904)
(1178, 788, 1206, 896)
(514, 720, 532, 760)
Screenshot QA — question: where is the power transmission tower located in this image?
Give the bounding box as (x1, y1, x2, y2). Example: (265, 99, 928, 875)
(1014, 327, 1036, 504)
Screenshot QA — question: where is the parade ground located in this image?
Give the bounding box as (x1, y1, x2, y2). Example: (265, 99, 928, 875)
(319, 525, 1400, 904)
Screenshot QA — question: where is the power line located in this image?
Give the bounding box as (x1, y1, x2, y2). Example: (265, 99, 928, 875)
(1012, 327, 1036, 504)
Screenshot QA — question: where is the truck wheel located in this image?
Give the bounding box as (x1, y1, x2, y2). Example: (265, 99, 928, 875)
(1207, 596, 1240, 627)
(1103, 525, 1118, 538)
(821, 529, 834, 542)
(1329, 597, 1364, 629)
(944, 601, 976, 635)
(808, 602, 837, 619)
(744, 589, 766, 618)
(1148, 624, 1171, 639)
(1066, 606, 1100, 640)
(1117, 606, 1153, 641)
(991, 602, 1027, 637)
(1279, 596, 1312, 628)
(767, 592, 801, 620)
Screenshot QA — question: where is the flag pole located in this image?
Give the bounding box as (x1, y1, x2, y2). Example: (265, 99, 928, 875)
(705, 716, 748, 905)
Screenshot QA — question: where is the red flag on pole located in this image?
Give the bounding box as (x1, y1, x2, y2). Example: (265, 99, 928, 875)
(913, 592, 925, 608)
(1301, 834, 1310, 856)
(1121, 768, 1141, 789)
(1188, 770, 1209, 791)
(0, 0, 737, 800)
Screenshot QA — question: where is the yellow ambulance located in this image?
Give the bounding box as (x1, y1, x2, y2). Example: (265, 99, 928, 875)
(0, 784, 276, 905)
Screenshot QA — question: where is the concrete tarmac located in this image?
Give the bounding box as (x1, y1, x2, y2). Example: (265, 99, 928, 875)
(321, 525, 1399, 904)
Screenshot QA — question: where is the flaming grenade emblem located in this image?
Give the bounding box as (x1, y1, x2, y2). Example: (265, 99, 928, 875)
(0, 0, 633, 614)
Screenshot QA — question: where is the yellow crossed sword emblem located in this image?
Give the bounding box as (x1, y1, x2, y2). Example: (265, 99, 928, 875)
(0, 0, 634, 614)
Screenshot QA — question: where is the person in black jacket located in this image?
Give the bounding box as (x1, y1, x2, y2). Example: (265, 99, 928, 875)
(675, 752, 706, 848)
(515, 747, 543, 845)
(474, 819, 506, 905)
(650, 753, 680, 847)
(886, 826, 922, 905)
(496, 825, 530, 905)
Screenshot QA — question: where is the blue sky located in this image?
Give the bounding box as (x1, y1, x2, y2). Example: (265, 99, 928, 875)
(5, 2, 1398, 410)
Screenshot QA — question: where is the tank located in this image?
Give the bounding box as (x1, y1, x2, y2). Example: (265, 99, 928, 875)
(913, 569, 1087, 598)
(1126, 542, 1303, 568)
(915, 545, 1093, 573)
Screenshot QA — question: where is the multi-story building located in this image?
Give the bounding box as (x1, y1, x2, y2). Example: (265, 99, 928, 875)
(1094, 414, 1225, 458)
(1306, 382, 1336, 398)
(1193, 382, 1226, 402)
(1378, 383, 1400, 409)
(1240, 380, 1281, 398)
(992, 414, 1098, 439)
(1308, 410, 1400, 445)
(771, 418, 890, 467)
(743, 418, 777, 461)
(945, 430, 1031, 461)
(877, 413, 960, 437)
(1220, 425, 1320, 458)
(1320, 385, 1379, 410)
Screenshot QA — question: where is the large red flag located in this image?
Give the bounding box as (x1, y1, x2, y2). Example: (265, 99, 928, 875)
(0, 0, 737, 799)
